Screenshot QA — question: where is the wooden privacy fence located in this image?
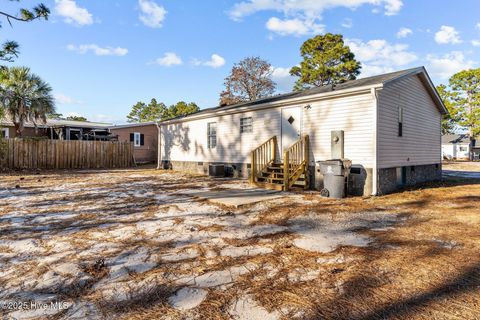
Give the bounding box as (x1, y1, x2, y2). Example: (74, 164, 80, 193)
(0, 139, 134, 169)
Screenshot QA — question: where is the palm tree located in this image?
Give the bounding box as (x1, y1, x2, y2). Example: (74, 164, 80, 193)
(0, 67, 55, 136)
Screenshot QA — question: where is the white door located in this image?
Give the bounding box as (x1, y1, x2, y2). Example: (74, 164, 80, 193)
(281, 106, 302, 154)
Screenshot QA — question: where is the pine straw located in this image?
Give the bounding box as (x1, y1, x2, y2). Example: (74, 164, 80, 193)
(2, 167, 480, 319)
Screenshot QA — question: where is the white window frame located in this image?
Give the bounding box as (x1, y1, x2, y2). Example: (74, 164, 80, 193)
(1, 128, 9, 138)
(240, 117, 253, 133)
(133, 132, 141, 147)
(207, 122, 217, 149)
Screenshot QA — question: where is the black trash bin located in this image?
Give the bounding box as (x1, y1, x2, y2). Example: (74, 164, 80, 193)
(318, 159, 352, 198)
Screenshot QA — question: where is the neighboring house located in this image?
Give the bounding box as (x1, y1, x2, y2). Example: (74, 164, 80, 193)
(0, 116, 112, 140)
(442, 134, 472, 160)
(473, 145, 480, 160)
(109, 122, 158, 163)
(158, 67, 447, 196)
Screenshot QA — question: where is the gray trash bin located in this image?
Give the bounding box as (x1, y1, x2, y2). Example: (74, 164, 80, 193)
(318, 159, 352, 198)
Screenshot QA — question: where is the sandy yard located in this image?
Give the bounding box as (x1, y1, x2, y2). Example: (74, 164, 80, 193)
(0, 165, 480, 319)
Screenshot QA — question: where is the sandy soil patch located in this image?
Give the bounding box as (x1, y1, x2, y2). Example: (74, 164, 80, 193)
(1, 167, 479, 319)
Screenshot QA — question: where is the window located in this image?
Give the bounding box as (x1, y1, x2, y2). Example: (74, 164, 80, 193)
(240, 117, 253, 133)
(398, 106, 403, 137)
(130, 132, 144, 147)
(1, 128, 8, 138)
(459, 146, 468, 152)
(207, 122, 217, 149)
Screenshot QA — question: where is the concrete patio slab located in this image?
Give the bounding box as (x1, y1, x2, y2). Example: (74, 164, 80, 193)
(184, 188, 284, 208)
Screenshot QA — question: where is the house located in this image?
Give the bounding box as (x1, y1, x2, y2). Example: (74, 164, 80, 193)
(109, 122, 158, 163)
(474, 144, 480, 160)
(442, 134, 472, 160)
(0, 116, 112, 140)
(158, 67, 447, 196)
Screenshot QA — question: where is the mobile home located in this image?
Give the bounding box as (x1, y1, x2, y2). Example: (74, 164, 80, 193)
(158, 67, 447, 195)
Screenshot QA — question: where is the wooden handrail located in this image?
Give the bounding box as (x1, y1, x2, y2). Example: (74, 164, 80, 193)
(250, 136, 277, 184)
(283, 135, 309, 190)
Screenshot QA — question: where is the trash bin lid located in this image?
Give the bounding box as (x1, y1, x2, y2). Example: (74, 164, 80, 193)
(318, 159, 343, 166)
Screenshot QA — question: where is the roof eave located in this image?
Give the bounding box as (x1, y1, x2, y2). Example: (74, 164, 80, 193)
(159, 83, 383, 125)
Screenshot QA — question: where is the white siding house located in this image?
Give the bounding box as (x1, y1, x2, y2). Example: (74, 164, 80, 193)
(159, 67, 447, 195)
(442, 134, 471, 160)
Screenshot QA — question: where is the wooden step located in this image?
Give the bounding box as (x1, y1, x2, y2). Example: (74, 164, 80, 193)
(253, 182, 285, 191)
(265, 177, 285, 183)
(266, 166, 284, 171)
(257, 176, 284, 183)
(261, 171, 285, 178)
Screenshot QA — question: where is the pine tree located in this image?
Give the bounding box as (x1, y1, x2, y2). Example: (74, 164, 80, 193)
(290, 33, 361, 91)
(126, 99, 167, 123)
(436, 84, 460, 134)
(440, 68, 480, 160)
(0, 1, 50, 63)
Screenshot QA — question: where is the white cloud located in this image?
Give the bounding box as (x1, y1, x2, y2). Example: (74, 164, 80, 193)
(154, 52, 182, 66)
(55, 0, 93, 26)
(205, 54, 226, 68)
(230, 0, 401, 37)
(396, 27, 412, 38)
(270, 67, 295, 92)
(426, 51, 475, 79)
(434, 25, 462, 44)
(229, 0, 403, 21)
(138, 0, 166, 28)
(193, 54, 226, 68)
(346, 39, 418, 77)
(472, 40, 480, 47)
(341, 18, 353, 29)
(89, 114, 121, 124)
(67, 44, 128, 56)
(266, 17, 324, 36)
(54, 93, 82, 105)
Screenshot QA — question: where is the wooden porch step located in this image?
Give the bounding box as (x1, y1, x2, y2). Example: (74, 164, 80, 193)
(258, 177, 285, 183)
(266, 166, 284, 171)
(261, 171, 285, 178)
(253, 182, 285, 191)
(250, 135, 309, 191)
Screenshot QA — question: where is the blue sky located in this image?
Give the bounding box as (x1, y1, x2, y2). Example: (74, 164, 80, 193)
(2, 0, 480, 124)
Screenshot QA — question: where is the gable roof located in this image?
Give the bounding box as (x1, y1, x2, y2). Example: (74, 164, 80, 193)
(442, 134, 471, 144)
(160, 66, 447, 124)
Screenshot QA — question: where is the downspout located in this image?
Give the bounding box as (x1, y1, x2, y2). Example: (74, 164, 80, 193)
(371, 87, 379, 196)
(156, 122, 162, 170)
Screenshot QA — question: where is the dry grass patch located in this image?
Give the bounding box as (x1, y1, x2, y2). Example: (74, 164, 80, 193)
(1, 168, 480, 319)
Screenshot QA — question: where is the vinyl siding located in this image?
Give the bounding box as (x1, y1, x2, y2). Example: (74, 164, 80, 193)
(377, 75, 442, 169)
(303, 93, 375, 168)
(160, 108, 281, 164)
(160, 92, 376, 169)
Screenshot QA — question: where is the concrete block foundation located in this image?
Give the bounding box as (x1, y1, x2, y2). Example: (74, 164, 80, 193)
(161, 160, 441, 197)
(377, 163, 441, 195)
